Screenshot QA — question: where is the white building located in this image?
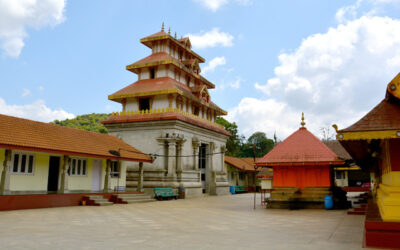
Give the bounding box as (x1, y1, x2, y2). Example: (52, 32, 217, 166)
(103, 26, 231, 197)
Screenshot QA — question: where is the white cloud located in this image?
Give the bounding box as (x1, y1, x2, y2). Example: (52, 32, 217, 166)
(0, 98, 75, 122)
(193, 0, 252, 11)
(229, 15, 400, 140)
(21, 88, 30, 97)
(229, 77, 241, 89)
(0, 0, 66, 58)
(187, 28, 234, 49)
(202, 56, 226, 74)
(38, 86, 44, 92)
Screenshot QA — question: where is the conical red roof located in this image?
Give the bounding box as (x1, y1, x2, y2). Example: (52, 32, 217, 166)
(256, 127, 342, 166)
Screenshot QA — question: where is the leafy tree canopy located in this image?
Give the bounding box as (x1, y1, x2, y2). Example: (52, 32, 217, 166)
(52, 113, 110, 134)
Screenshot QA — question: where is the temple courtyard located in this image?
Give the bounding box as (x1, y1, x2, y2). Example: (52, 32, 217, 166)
(0, 193, 366, 249)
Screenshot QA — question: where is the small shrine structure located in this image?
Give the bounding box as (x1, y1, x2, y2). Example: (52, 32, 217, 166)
(256, 114, 344, 208)
(103, 25, 230, 197)
(335, 73, 400, 248)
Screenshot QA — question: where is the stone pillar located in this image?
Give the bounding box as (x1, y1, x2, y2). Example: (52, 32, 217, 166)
(167, 142, 176, 176)
(177, 143, 183, 172)
(103, 159, 111, 192)
(221, 146, 226, 172)
(58, 155, 69, 194)
(192, 139, 200, 170)
(137, 162, 144, 192)
(0, 149, 12, 195)
(209, 142, 215, 172)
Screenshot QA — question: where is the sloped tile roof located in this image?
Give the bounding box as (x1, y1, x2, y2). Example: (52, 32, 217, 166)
(0, 114, 151, 162)
(225, 156, 257, 172)
(103, 112, 231, 136)
(340, 97, 400, 132)
(323, 140, 352, 160)
(127, 52, 175, 68)
(256, 127, 342, 166)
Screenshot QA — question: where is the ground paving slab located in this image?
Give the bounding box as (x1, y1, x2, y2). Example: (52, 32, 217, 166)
(0, 193, 367, 249)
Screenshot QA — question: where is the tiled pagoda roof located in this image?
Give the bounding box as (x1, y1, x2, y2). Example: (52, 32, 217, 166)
(108, 77, 227, 115)
(0, 114, 152, 162)
(256, 127, 343, 166)
(102, 110, 231, 137)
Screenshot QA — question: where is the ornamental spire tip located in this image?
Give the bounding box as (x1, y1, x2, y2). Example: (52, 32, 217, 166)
(301, 112, 306, 128)
(161, 22, 164, 31)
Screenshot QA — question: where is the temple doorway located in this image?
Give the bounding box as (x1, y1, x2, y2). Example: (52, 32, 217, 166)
(199, 144, 207, 193)
(47, 156, 60, 192)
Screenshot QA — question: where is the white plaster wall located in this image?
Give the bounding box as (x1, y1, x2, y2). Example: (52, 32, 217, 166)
(158, 65, 167, 77)
(141, 68, 150, 80)
(168, 68, 174, 78)
(125, 99, 138, 111)
(152, 95, 169, 110)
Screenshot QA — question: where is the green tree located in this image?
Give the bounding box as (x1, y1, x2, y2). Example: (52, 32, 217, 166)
(239, 132, 274, 157)
(216, 117, 244, 156)
(52, 113, 110, 134)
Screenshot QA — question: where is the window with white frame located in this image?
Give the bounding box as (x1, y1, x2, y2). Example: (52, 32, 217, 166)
(11, 152, 35, 174)
(69, 158, 87, 176)
(110, 161, 120, 178)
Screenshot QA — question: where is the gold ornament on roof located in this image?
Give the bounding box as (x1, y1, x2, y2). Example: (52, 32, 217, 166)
(174, 32, 177, 38)
(301, 112, 306, 128)
(168, 27, 171, 35)
(161, 22, 164, 31)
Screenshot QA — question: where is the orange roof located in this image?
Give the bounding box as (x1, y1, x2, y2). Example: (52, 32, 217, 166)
(256, 127, 343, 166)
(103, 112, 231, 137)
(0, 114, 152, 162)
(225, 156, 257, 172)
(127, 52, 174, 68)
(108, 77, 227, 115)
(339, 98, 400, 133)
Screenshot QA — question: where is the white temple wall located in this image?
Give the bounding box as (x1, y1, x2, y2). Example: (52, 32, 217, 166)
(152, 95, 169, 110)
(141, 68, 150, 80)
(125, 99, 138, 111)
(158, 65, 167, 77)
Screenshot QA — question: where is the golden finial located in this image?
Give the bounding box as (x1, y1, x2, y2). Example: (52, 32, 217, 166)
(301, 112, 306, 128)
(168, 27, 171, 35)
(161, 22, 164, 31)
(174, 32, 177, 39)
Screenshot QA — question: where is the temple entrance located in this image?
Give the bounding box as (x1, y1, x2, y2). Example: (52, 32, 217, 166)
(47, 156, 60, 192)
(199, 144, 207, 193)
(91, 159, 102, 191)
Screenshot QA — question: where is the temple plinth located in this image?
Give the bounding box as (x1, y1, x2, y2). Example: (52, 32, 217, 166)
(256, 114, 344, 209)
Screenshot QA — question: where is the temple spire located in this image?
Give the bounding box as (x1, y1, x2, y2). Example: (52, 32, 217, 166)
(174, 32, 177, 39)
(168, 26, 171, 35)
(161, 22, 164, 32)
(301, 112, 306, 128)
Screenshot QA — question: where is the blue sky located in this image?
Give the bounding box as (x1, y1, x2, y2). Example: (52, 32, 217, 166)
(1, 0, 400, 140)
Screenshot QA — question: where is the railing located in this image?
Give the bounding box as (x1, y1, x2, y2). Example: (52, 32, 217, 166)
(111, 107, 224, 129)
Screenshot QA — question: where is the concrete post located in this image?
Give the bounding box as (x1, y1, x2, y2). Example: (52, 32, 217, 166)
(137, 162, 144, 192)
(103, 159, 111, 192)
(0, 149, 12, 195)
(167, 142, 176, 176)
(58, 155, 69, 193)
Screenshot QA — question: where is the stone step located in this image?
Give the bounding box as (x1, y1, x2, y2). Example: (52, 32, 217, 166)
(120, 196, 152, 201)
(97, 201, 114, 206)
(117, 194, 148, 198)
(86, 195, 104, 199)
(125, 199, 156, 204)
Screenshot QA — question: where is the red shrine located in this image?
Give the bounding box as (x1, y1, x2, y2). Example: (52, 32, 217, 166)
(256, 113, 344, 208)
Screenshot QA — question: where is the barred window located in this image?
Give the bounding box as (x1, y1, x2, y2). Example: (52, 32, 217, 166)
(11, 153, 34, 174)
(70, 158, 87, 176)
(110, 161, 120, 178)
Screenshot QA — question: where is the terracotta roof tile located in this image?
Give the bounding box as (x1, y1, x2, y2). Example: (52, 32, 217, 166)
(127, 52, 174, 68)
(225, 156, 257, 171)
(0, 114, 151, 162)
(256, 127, 342, 166)
(102, 112, 231, 137)
(340, 97, 400, 132)
(323, 140, 352, 160)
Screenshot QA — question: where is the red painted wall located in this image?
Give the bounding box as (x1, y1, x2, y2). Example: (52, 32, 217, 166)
(390, 139, 400, 171)
(273, 165, 331, 188)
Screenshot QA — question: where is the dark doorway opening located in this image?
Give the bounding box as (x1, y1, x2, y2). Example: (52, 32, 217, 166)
(139, 98, 150, 111)
(47, 156, 60, 192)
(199, 144, 207, 193)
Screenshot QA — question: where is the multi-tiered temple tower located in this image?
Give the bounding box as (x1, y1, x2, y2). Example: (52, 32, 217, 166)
(103, 26, 230, 197)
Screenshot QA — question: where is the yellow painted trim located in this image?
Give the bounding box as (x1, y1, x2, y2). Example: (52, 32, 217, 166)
(377, 182, 400, 221)
(110, 107, 225, 130)
(387, 72, 400, 99)
(337, 130, 400, 140)
(334, 166, 361, 171)
(109, 89, 182, 100)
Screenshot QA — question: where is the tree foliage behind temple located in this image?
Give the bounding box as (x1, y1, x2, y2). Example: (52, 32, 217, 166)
(52, 113, 110, 134)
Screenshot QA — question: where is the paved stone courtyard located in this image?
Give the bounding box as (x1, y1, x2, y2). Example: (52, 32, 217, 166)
(0, 193, 366, 249)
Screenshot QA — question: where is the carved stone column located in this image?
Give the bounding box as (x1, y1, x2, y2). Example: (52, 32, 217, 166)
(177, 143, 183, 172)
(192, 138, 200, 170)
(137, 162, 144, 192)
(0, 149, 12, 195)
(58, 155, 69, 194)
(209, 142, 215, 172)
(220, 145, 226, 173)
(167, 141, 176, 176)
(103, 159, 111, 192)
